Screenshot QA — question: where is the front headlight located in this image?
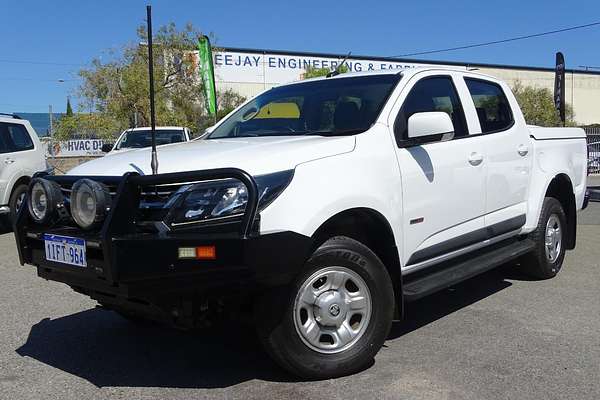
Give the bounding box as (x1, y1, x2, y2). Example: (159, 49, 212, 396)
(166, 170, 293, 226)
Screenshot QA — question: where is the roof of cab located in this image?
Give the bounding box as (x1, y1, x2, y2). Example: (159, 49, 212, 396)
(283, 65, 484, 87)
(0, 114, 26, 123)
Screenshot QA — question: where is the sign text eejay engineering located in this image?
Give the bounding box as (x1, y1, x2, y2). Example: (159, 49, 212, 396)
(207, 50, 458, 86)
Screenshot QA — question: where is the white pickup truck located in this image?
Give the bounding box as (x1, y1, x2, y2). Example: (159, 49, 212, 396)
(15, 68, 588, 379)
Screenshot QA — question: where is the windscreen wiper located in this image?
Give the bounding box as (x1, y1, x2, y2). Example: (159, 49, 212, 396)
(303, 128, 364, 137)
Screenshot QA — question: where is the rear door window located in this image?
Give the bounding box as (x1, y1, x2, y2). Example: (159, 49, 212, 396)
(0, 122, 34, 153)
(464, 78, 514, 133)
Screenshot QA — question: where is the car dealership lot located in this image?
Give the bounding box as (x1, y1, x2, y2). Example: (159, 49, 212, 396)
(0, 203, 598, 400)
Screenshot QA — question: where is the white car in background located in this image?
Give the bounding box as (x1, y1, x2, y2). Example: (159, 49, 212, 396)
(102, 126, 192, 154)
(0, 113, 46, 222)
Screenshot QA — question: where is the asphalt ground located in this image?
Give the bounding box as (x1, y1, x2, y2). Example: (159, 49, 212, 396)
(1, 204, 599, 399)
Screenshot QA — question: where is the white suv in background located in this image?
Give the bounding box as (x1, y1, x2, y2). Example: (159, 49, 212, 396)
(102, 126, 192, 154)
(0, 114, 46, 222)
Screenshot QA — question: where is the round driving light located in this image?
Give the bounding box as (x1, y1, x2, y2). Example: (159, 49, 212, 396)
(27, 178, 63, 224)
(71, 179, 110, 229)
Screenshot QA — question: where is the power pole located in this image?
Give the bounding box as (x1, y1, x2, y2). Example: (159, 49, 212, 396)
(49, 104, 54, 136)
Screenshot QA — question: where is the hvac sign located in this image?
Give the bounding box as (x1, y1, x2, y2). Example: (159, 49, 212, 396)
(47, 139, 106, 157)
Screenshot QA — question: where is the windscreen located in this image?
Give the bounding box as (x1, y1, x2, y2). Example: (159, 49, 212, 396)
(116, 129, 186, 149)
(207, 74, 401, 139)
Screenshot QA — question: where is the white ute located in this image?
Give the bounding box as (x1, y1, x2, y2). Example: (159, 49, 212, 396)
(0, 113, 46, 222)
(18, 68, 588, 379)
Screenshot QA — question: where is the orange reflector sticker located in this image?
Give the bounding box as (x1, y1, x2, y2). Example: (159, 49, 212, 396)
(196, 245, 216, 260)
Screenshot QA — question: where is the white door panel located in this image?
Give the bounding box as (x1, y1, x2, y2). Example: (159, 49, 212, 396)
(397, 138, 486, 266)
(483, 129, 531, 217)
(0, 157, 22, 204)
(387, 71, 489, 268)
(460, 77, 532, 225)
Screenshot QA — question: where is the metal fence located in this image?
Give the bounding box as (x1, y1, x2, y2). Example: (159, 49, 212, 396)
(586, 127, 600, 175)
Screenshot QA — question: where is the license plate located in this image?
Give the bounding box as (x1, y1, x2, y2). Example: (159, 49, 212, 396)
(43, 234, 87, 267)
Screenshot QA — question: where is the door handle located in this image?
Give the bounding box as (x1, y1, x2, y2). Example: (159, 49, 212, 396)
(468, 152, 483, 166)
(517, 144, 529, 157)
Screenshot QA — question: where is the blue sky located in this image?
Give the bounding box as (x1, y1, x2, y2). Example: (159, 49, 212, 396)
(2, 0, 600, 113)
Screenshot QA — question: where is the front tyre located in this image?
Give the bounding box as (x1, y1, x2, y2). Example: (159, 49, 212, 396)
(9, 184, 28, 224)
(521, 197, 567, 279)
(255, 236, 394, 379)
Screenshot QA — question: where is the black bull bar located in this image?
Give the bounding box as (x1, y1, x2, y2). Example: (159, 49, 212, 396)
(14, 168, 260, 285)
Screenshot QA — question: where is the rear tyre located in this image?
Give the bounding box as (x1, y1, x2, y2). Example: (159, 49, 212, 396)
(9, 184, 28, 224)
(521, 197, 567, 279)
(254, 236, 394, 379)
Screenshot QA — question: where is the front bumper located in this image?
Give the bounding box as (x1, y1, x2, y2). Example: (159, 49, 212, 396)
(14, 168, 313, 307)
(20, 229, 312, 297)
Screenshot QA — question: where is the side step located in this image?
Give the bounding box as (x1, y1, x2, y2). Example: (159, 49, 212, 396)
(403, 239, 536, 302)
(589, 187, 600, 202)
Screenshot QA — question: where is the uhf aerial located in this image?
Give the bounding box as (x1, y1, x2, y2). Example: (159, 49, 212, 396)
(326, 51, 351, 78)
(146, 5, 159, 175)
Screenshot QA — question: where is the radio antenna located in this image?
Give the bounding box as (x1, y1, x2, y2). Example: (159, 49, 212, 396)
(327, 51, 351, 78)
(146, 5, 159, 175)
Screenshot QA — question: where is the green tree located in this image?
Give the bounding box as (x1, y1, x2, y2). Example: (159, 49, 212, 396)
(66, 97, 73, 117)
(217, 89, 246, 119)
(58, 22, 221, 139)
(196, 89, 246, 135)
(511, 80, 574, 126)
(53, 113, 121, 141)
(303, 64, 349, 79)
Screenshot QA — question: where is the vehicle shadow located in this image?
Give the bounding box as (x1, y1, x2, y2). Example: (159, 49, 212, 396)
(388, 264, 518, 339)
(16, 309, 296, 388)
(16, 262, 523, 388)
(0, 217, 13, 235)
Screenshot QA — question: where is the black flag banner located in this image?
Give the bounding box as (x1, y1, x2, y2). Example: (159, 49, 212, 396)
(554, 52, 566, 125)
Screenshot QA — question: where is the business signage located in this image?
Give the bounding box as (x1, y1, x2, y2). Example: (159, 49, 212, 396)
(198, 36, 217, 116)
(190, 49, 462, 88)
(46, 139, 106, 158)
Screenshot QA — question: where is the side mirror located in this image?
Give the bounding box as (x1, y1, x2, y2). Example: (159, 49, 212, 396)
(407, 112, 454, 144)
(101, 143, 113, 153)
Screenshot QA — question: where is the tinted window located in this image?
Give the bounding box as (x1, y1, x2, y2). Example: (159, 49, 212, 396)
(0, 123, 34, 153)
(465, 78, 514, 133)
(207, 75, 401, 139)
(395, 76, 468, 143)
